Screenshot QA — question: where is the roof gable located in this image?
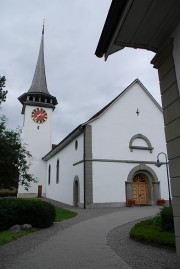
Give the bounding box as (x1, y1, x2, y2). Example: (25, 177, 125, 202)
(43, 79, 162, 160)
(87, 78, 162, 124)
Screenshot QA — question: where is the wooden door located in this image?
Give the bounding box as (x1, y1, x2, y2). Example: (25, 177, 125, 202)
(132, 174, 148, 205)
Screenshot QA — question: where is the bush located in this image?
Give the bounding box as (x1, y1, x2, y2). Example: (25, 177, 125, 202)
(0, 198, 55, 231)
(0, 199, 16, 230)
(0, 193, 17, 197)
(129, 219, 175, 248)
(160, 206, 174, 232)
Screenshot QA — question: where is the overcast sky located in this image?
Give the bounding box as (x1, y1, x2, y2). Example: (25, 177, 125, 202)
(0, 0, 161, 144)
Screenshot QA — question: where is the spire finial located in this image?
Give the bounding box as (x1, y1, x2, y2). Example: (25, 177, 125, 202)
(42, 19, 45, 34)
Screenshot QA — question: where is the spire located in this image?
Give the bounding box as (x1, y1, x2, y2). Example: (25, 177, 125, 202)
(18, 25, 58, 114)
(28, 23, 49, 94)
(42, 19, 45, 34)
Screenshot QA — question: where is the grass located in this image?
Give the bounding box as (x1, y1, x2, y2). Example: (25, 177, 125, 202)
(0, 228, 38, 245)
(0, 204, 77, 245)
(54, 206, 77, 222)
(129, 215, 175, 248)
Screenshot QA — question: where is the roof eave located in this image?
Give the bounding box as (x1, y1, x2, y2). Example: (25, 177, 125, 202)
(95, 0, 180, 59)
(42, 125, 84, 161)
(95, 0, 128, 59)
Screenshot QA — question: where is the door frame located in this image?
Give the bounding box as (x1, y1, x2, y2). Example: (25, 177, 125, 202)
(125, 164, 160, 205)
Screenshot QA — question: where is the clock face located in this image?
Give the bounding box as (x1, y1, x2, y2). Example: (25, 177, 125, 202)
(31, 108, 48, 124)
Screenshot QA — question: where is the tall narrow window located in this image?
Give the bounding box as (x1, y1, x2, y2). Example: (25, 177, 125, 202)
(48, 164, 51, 185)
(56, 159, 59, 184)
(75, 140, 78, 150)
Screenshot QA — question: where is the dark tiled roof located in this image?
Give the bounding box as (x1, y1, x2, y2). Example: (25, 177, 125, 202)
(18, 27, 58, 112)
(28, 29, 49, 95)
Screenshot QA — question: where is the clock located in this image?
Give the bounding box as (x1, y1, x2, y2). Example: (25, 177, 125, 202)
(31, 108, 48, 124)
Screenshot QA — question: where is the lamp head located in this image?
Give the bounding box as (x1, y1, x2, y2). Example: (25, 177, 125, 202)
(155, 158, 162, 168)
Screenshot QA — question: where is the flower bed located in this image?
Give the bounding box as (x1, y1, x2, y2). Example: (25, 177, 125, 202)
(126, 199, 136, 207)
(157, 198, 166, 206)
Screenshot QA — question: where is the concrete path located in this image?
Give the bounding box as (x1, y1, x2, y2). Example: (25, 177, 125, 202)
(5, 206, 160, 269)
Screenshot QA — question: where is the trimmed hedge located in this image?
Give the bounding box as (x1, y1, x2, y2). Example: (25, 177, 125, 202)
(0, 193, 17, 197)
(0, 198, 55, 231)
(160, 206, 174, 232)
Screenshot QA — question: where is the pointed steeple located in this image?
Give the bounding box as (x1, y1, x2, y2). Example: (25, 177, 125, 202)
(28, 24, 49, 94)
(18, 25, 58, 114)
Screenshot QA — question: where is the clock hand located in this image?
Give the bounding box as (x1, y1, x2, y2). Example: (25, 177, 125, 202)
(34, 113, 43, 120)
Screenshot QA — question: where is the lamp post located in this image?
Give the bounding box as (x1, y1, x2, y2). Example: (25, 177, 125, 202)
(155, 152, 172, 206)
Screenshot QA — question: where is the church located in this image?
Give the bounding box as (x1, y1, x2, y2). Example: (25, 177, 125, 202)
(18, 28, 168, 208)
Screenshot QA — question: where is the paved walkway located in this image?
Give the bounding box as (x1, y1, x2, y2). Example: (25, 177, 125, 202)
(0, 202, 178, 269)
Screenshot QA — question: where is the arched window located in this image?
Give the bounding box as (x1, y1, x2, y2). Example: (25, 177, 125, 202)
(75, 140, 78, 150)
(56, 159, 59, 184)
(129, 134, 153, 153)
(48, 164, 51, 185)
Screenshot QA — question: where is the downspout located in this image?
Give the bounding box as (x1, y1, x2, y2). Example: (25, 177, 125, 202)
(83, 126, 86, 209)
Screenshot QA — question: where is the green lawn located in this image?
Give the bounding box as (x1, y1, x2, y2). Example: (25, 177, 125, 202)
(0, 228, 38, 245)
(0, 205, 77, 245)
(54, 206, 77, 222)
(129, 216, 175, 248)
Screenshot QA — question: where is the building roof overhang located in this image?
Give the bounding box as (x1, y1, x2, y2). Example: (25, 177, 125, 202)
(18, 92, 58, 105)
(18, 92, 58, 114)
(95, 0, 180, 59)
(42, 124, 84, 161)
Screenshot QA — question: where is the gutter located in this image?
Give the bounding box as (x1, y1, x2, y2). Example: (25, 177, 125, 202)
(83, 127, 86, 209)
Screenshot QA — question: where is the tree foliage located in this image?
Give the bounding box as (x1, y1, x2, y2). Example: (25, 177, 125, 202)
(0, 76, 7, 104)
(0, 76, 36, 191)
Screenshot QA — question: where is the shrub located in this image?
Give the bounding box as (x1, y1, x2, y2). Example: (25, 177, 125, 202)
(129, 219, 175, 248)
(160, 206, 174, 232)
(146, 215, 161, 226)
(0, 192, 17, 197)
(0, 198, 55, 231)
(0, 199, 16, 231)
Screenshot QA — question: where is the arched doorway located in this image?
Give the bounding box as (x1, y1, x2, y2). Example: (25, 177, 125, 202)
(73, 176, 79, 206)
(126, 164, 161, 205)
(132, 173, 148, 205)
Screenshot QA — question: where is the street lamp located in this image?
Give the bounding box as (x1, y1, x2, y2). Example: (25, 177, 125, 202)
(155, 152, 172, 206)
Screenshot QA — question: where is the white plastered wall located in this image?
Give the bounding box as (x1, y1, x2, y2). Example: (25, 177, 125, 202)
(91, 82, 168, 203)
(18, 105, 53, 196)
(45, 133, 84, 206)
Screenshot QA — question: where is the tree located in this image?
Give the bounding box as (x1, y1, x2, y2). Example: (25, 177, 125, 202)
(0, 77, 36, 191)
(0, 76, 7, 104)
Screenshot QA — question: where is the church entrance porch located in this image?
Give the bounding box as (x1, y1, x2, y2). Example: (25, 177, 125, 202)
(125, 164, 161, 205)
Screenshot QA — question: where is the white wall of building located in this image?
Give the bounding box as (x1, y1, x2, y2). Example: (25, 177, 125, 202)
(43, 81, 168, 206)
(92, 162, 169, 203)
(91, 82, 168, 204)
(46, 133, 84, 205)
(18, 105, 53, 195)
(91, 83, 166, 161)
(23, 106, 53, 156)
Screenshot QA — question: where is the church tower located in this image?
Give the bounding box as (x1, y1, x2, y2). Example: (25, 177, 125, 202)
(18, 26, 58, 197)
